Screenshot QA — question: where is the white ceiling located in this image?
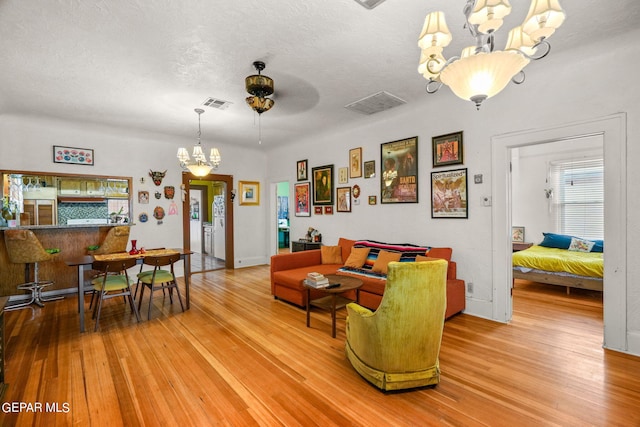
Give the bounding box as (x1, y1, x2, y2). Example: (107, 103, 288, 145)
(0, 0, 638, 148)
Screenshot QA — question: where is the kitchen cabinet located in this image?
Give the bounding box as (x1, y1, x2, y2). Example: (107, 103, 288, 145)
(23, 199, 57, 225)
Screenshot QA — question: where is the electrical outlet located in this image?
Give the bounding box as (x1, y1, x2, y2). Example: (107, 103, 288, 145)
(482, 196, 492, 207)
(467, 282, 474, 293)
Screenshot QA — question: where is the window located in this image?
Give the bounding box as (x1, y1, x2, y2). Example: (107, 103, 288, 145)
(550, 158, 603, 240)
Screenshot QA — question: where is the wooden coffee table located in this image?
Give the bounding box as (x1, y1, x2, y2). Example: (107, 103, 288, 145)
(304, 274, 363, 338)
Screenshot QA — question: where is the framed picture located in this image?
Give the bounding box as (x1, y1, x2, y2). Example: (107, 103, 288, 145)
(368, 195, 377, 205)
(349, 147, 362, 178)
(138, 191, 149, 204)
(324, 206, 333, 215)
(432, 131, 463, 167)
(53, 145, 94, 166)
(431, 168, 468, 218)
(338, 167, 348, 184)
(294, 182, 311, 217)
(337, 187, 351, 212)
(364, 160, 375, 178)
(296, 159, 308, 181)
(312, 164, 333, 205)
(512, 226, 525, 243)
(239, 181, 260, 206)
(314, 206, 323, 215)
(381, 136, 418, 204)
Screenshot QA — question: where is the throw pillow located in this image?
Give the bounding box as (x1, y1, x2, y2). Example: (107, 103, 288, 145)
(568, 237, 595, 253)
(372, 250, 401, 274)
(344, 247, 370, 268)
(321, 246, 343, 264)
(539, 232, 573, 249)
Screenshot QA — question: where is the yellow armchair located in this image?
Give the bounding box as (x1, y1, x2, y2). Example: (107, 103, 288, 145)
(345, 260, 448, 391)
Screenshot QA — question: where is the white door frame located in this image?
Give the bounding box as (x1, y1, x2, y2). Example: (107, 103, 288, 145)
(491, 113, 627, 352)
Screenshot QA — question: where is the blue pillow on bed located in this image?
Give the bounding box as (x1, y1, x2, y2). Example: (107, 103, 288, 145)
(540, 232, 603, 252)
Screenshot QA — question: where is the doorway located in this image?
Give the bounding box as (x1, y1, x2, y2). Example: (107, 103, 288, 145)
(181, 173, 234, 274)
(276, 181, 290, 254)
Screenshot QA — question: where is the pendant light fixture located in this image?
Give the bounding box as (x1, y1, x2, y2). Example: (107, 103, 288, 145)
(176, 108, 221, 177)
(245, 61, 275, 144)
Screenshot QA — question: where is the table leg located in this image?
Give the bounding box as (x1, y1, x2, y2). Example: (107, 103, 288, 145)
(306, 287, 311, 328)
(183, 253, 191, 309)
(77, 264, 85, 333)
(331, 294, 337, 338)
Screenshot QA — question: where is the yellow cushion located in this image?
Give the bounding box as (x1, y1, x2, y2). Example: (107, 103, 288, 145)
(372, 250, 401, 274)
(321, 246, 343, 264)
(344, 247, 370, 268)
(138, 270, 175, 284)
(91, 275, 134, 292)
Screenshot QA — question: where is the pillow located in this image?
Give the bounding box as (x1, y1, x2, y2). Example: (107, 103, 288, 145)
(591, 239, 604, 253)
(425, 247, 452, 261)
(321, 246, 342, 264)
(568, 237, 595, 253)
(539, 233, 573, 249)
(344, 247, 370, 268)
(372, 250, 401, 274)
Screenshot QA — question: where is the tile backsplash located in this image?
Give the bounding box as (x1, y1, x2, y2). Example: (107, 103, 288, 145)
(58, 202, 108, 225)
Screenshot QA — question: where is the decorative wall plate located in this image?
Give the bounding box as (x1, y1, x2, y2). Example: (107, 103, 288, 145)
(138, 212, 148, 223)
(353, 184, 361, 199)
(153, 206, 165, 220)
(164, 186, 175, 199)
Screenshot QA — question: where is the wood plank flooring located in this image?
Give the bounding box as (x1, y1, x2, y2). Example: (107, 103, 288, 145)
(1, 269, 638, 426)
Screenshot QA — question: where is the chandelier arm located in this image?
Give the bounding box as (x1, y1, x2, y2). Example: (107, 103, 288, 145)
(507, 39, 552, 61)
(512, 70, 526, 85)
(426, 79, 443, 94)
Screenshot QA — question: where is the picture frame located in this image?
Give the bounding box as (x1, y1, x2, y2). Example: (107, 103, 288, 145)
(336, 187, 352, 212)
(512, 226, 525, 243)
(294, 182, 311, 217)
(312, 164, 334, 205)
(338, 167, 348, 184)
(368, 195, 377, 205)
(53, 145, 94, 166)
(364, 160, 375, 178)
(239, 181, 260, 206)
(349, 147, 362, 178)
(138, 191, 149, 204)
(296, 159, 308, 181)
(432, 131, 463, 167)
(324, 206, 333, 215)
(314, 206, 323, 215)
(381, 136, 418, 204)
(431, 168, 468, 218)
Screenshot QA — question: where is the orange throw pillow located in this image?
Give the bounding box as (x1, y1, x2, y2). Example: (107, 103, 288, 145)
(372, 250, 401, 274)
(344, 247, 370, 268)
(321, 246, 343, 264)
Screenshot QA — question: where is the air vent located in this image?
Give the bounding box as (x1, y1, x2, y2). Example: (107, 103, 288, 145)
(344, 91, 407, 115)
(353, 0, 387, 9)
(202, 97, 232, 110)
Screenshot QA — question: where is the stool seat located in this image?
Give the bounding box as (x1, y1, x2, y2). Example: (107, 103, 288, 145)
(4, 229, 63, 310)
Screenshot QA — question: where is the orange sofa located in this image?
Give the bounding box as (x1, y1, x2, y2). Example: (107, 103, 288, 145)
(270, 238, 465, 319)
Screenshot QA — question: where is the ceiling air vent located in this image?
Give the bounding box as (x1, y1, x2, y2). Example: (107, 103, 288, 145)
(344, 91, 406, 115)
(353, 0, 387, 9)
(202, 97, 232, 110)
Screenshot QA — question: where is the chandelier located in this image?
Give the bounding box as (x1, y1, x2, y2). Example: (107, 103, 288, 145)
(418, 0, 566, 109)
(176, 108, 221, 177)
(245, 61, 274, 144)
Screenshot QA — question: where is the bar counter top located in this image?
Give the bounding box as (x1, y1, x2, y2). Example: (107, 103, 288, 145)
(0, 223, 132, 231)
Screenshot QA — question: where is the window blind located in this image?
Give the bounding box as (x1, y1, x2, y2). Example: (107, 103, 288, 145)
(550, 157, 604, 240)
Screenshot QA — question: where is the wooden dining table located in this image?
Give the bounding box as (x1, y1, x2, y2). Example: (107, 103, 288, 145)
(65, 248, 193, 332)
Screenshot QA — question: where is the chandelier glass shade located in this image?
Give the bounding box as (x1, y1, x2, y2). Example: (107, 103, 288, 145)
(418, 0, 566, 109)
(176, 108, 221, 177)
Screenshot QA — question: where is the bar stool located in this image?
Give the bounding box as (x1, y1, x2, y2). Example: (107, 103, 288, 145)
(93, 226, 130, 255)
(4, 229, 63, 310)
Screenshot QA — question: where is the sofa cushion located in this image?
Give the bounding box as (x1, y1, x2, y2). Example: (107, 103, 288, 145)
(344, 247, 370, 268)
(372, 250, 401, 274)
(321, 245, 343, 264)
(272, 264, 340, 289)
(338, 238, 357, 264)
(415, 255, 445, 262)
(425, 247, 452, 261)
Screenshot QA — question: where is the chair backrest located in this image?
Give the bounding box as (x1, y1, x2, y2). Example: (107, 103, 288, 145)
(92, 257, 138, 275)
(370, 260, 448, 370)
(142, 253, 180, 268)
(93, 226, 130, 255)
(4, 229, 51, 264)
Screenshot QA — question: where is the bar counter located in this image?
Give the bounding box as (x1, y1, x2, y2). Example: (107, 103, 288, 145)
(0, 224, 132, 297)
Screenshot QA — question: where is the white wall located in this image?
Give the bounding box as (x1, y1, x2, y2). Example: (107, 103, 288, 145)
(0, 114, 269, 273)
(265, 28, 640, 355)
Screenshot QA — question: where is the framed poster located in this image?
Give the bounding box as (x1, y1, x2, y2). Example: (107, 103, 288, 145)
(512, 226, 525, 243)
(312, 164, 333, 205)
(349, 147, 362, 178)
(381, 136, 418, 204)
(296, 159, 308, 181)
(338, 167, 348, 184)
(432, 131, 463, 167)
(364, 160, 375, 178)
(368, 195, 377, 205)
(53, 145, 94, 166)
(431, 168, 468, 218)
(337, 187, 352, 212)
(239, 181, 260, 206)
(294, 182, 311, 217)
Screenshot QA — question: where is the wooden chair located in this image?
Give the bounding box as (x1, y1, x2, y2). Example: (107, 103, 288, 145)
(91, 258, 141, 331)
(136, 253, 184, 320)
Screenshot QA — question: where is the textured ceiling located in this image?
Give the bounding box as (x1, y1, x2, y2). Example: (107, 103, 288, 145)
(0, 0, 638, 148)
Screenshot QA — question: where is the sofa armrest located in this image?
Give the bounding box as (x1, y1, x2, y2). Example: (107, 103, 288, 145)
(270, 249, 322, 277)
(447, 261, 457, 281)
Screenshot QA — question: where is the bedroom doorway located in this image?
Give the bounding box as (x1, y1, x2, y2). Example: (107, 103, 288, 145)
(492, 114, 627, 353)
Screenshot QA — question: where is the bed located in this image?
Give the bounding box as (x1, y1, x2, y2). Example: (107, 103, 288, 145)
(512, 243, 604, 294)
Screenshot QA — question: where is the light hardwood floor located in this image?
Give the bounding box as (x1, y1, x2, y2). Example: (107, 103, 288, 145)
(1, 268, 639, 426)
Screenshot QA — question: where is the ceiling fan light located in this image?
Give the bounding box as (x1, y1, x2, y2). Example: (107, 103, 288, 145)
(246, 96, 274, 114)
